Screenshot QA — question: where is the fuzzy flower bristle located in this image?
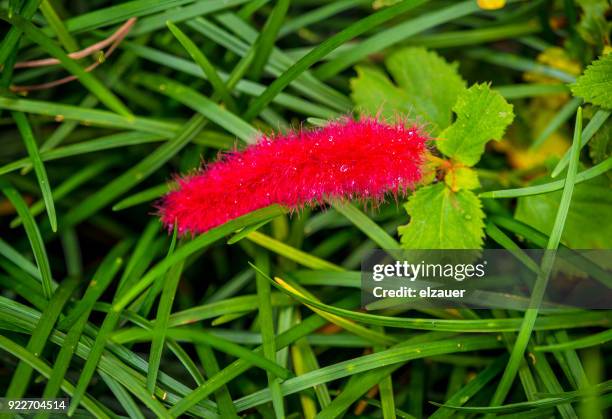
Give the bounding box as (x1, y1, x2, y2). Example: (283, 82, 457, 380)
(159, 117, 427, 235)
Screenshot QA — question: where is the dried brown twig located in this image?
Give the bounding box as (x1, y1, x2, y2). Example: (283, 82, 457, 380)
(10, 18, 136, 93)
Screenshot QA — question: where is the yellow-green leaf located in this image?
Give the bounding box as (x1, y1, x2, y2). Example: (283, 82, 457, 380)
(398, 183, 485, 249)
(351, 47, 466, 134)
(437, 83, 514, 166)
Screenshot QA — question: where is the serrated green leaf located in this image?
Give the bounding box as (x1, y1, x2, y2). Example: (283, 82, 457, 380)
(351, 47, 466, 133)
(351, 66, 411, 120)
(398, 183, 485, 249)
(515, 171, 612, 248)
(437, 83, 514, 166)
(444, 167, 481, 191)
(572, 54, 612, 109)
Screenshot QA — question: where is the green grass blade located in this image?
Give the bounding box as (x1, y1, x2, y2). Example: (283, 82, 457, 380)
(128, 0, 250, 36)
(167, 295, 359, 416)
(488, 107, 584, 410)
(406, 360, 425, 418)
(332, 202, 399, 249)
(31, 48, 143, 162)
(290, 340, 319, 417)
(319, 366, 399, 418)
(169, 293, 293, 326)
(242, 0, 427, 120)
(40, 313, 90, 407)
(278, 0, 368, 37)
(267, 273, 610, 331)
(66, 310, 122, 412)
(195, 15, 350, 112)
(292, 333, 331, 410)
(549, 331, 591, 400)
(234, 335, 503, 412)
(60, 227, 81, 279)
(266, 274, 397, 346)
(113, 183, 169, 211)
(166, 21, 237, 111)
(39, 0, 79, 52)
(122, 42, 338, 118)
(147, 241, 184, 393)
(480, 157, 612, 198)
(237, 0, 271, 19)
(0, 238, 42, 281)
(496, 83, 570, 99)
(62, 114, 207, 227)
(0, 335, 110, 418)
(404, 22, 540, 50)
(114, 306, 207, 387)
(12, 112, 57, 232)
(0, 0, 39, 64)
(429, 354, 508, 419)
(536, 330, 612, 352)
(195, 345, 239, 418)
(58, 240, 131, 330)
(374, 326, 396, 419)
(314, 0, 477, 80)
(531, 97, 581, 150)
(113, 205, 285, 311)
(0, 263, 48, 313)
(531, 351, 578, 418)
(249, 0, 290, 80)
(114, 328, 293, 380)
(136, 227, 178, 318)
(485, 222, 540, 273)
(118, 220, 161, 293)
(11, 159, 116, 228)
(551, 109, 611, 177)
(255, 252, 286, 418)
(0, 97, 174, 136)
(0, 178, 54, 299)
(57, 0, 193, 34)
(467, 48, 576, 82)
(5, 277, 79, 399)
(0, 298, 190, 416)
(0, 12, 131, 117)
(247, 231, 343, 271)
(204, 269, 254, 303)
(99, 371, 146, 419)
(135, 73, 258, 142)
(491, 216, 612, 287)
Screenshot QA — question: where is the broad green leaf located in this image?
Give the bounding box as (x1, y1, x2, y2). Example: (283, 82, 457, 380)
(351, 66, 412, 120)
(571, 54, 612, 109)
(316, 1, 479, 80)
(515, 171, 612, 248)
(444, 167, 480, 191)
(241, 0, 428, 120)
(398, 183, 485, 249)
(437, 83, 514, 166)
(351, 47, 466, 133)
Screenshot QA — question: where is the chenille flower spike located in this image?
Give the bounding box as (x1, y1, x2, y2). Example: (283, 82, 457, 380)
(159, 117, 428, 236)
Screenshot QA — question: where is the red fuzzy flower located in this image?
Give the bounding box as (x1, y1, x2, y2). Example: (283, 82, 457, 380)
(159, 117, 427, 234)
